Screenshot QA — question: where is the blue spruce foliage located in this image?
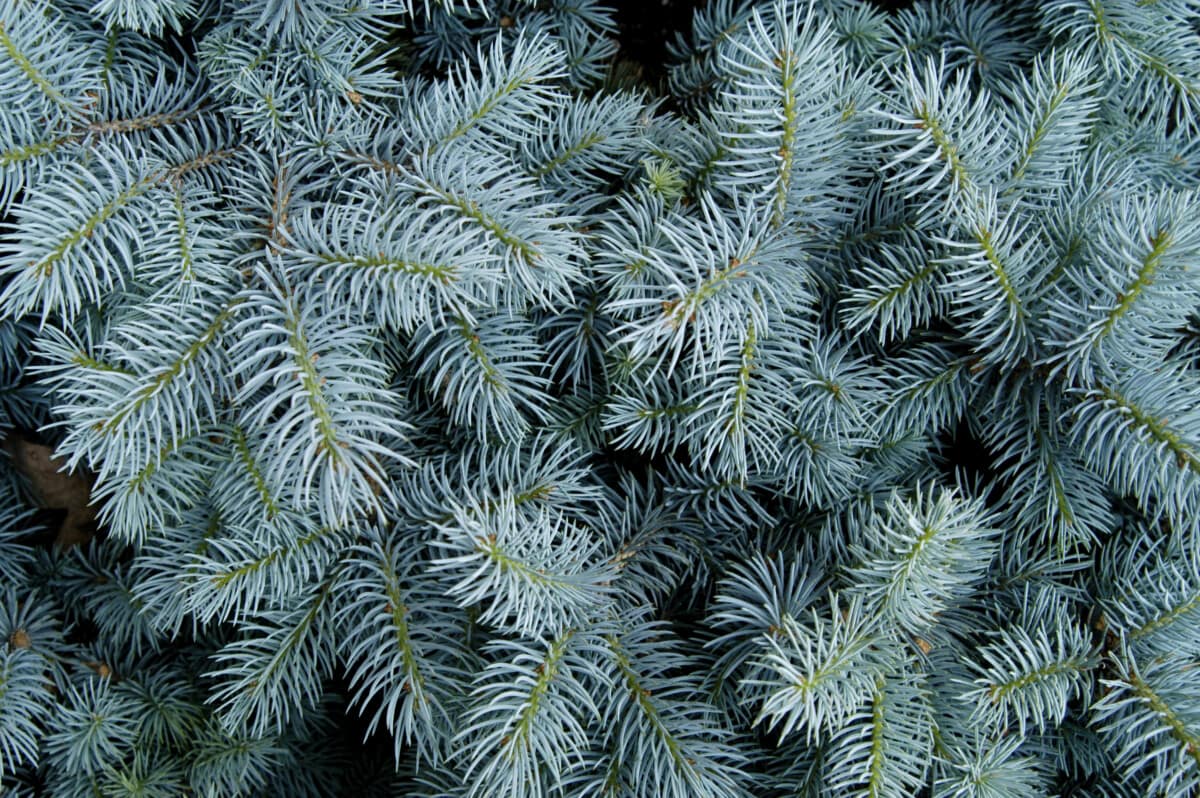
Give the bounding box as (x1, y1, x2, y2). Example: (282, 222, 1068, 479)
(1, 0, 1199, 795)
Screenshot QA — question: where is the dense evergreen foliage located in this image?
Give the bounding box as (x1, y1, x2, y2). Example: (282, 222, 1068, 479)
(1, 0, 1199, 795)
